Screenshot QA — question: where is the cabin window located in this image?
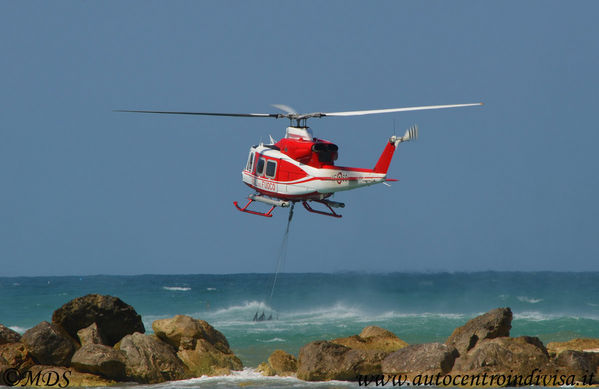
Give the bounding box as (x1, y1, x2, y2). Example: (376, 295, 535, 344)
(246, 151, 255, 172)
(265, 160, 277, 178)
(256, 158, 265, 175)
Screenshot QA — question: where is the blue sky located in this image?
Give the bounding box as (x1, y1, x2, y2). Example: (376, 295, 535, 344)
(1, 1, 598, 276)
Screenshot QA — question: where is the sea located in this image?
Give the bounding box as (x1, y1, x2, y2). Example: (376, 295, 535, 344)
(1, 272, 598, 388)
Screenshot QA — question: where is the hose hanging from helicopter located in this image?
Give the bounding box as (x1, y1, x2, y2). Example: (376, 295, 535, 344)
(253, 202, 295, 322)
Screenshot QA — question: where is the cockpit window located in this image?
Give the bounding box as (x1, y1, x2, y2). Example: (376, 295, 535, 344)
(246, 151, 255, 172)
(256, 158, 265, 175)
(265, 160, 277, 178)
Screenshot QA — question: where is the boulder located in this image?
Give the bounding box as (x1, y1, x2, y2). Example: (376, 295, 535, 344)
(0, 324, 21, 345)
(446, 307, 512, 356)
(547, 338, 599, 357)
(267, 350, 297, 376)
(452, 336, 550, 377)
(332, 326, 408, 353)
(21, 321, 77, 366)
(554, 350, 599, 380)
(52, 294, 144, 346)
(257, 361, 275, 376)
(70, 343, 127, 380)
(152, 315, 231, 353)
(297, 340, 386, 381)
(382, 343, 458, 375)
(177, 338, 243, 376)
(22, 365, 116, 387)
(0, 342, 35, 370)
(77, 322, 104, 346)
(152, 315, 242, 376)
(116, 332, 189, 383)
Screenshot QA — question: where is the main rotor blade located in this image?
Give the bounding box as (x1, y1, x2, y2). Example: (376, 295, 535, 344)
(271, 104, 297, 115)
(113, 110, 280, 118)
(322, 102, 483, 117)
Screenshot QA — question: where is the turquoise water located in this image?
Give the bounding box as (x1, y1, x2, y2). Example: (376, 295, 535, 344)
(1, 272, 598, 388)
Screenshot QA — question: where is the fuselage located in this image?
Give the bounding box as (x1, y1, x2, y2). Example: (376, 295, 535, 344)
(241, 127, 387, 201)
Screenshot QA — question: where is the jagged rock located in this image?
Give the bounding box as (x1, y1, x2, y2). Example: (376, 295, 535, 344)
(152, 315, 242, 376)
(297, 340, 386, 381)
(116, 332, 189, 383)
(23, 365, 116, 387)
(547, 338, 599, 356)
(152, 315, 231, 353)
(332, 326, 408, 353)
(21, 321, 77, 366)
(452, 336, 550, 376)
(0, 342, 35, 370)
(446, 307, 512, 356)
(52, 294, 144, 346)
(77, 322, 104, 346)
(0, 324, 21, 345)
(267, 350, 297, 376)
(382, 343, 458, 375)
(71, 343, 127, 380)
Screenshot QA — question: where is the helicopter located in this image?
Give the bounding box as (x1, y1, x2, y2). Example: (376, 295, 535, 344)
(116, 102, 482, 218)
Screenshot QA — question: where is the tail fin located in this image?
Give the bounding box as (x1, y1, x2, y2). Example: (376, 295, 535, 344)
(373, 125, 418, 174)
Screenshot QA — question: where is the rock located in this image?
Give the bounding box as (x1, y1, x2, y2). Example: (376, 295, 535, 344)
(554, 350, 599, 380)
(382, 343, 458, 375)
(446, 307, 512, 356)
(297, 340, 386, 381)
(116, 332, 189, 383)
(332, 326, 408, 353)
(70, 343, 127, 380)
(22, 365, 116, 387)
(52, 294, 144, 346)
(257, 362, 275, 376)
(152, 315, 231, 353)
(267, 350, 297, 376)
(0, 342, 35, 370)
(152, 315, 242, 376)
(77, 322, 104, 346)
(177, 338, 243, 376)
(0, 324, 21, 345)
(21, 321, 77, 366)
(452, 336, 550, 376)
(547, 338, 599, 357)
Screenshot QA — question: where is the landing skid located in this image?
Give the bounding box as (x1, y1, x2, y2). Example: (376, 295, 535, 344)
(234, 198, 275, 217)
(234, 194, 291, 217)
(302, 200, 343, 218)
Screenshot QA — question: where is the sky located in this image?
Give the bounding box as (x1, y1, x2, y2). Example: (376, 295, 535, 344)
(1, 1, 598, 276)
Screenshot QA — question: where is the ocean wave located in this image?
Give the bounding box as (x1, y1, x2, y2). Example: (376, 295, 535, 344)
(258, 337, 286, 343)
(206, 287, 216, 291)
(9, 326, 27, 334)
(159, 367, 354, 387)
(163, 286, 191, 291)
(514, 311, 599, 321)
(517, 296, 543, 304)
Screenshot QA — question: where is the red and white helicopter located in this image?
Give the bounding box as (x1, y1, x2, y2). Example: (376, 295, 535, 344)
(117, 102, 482, 218)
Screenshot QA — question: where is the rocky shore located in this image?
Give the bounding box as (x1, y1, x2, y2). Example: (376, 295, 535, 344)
(0, 294, 241, 386)
(1, 296, 598, 386)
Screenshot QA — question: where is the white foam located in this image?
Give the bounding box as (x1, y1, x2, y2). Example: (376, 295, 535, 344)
(9, 326, 27, 334)
(162, 367, 354, 387)
(163, 286, 191, 291)
(206, 287, 216, 291)
(258, 337, 285, 343)
(517, 296, 543, 304)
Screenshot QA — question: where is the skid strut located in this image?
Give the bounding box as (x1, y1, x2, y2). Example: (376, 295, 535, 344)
(302, 200, 344, 218)
(234, 194, 290, 217)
